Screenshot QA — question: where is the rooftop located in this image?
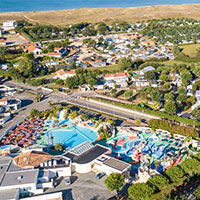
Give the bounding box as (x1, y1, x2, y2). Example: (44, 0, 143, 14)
(13, 150, 53, 168)
(103, 157, 131, 172)
(0, 189, 19, 200)
(0, 169, 38, 187)
(64, 144, 109, 164)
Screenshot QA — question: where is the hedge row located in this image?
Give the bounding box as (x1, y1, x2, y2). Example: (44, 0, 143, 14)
(148, 119, 199, 138)
(89, 97, 200, 126)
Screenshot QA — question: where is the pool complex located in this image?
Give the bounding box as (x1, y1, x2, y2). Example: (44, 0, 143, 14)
(105, 129, 186, 172)
(45, 119, 97, 149)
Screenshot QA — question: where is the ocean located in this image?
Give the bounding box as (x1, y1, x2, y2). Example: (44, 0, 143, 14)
(0, 0, 200, 12)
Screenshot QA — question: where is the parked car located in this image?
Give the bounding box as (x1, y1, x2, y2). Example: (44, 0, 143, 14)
(65, 177, 71, 185)
(96, 172, 106, 179)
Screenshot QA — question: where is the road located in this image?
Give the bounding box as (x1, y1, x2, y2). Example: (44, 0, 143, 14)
(0, 92, 50, 138)
(49, 93, 149, 122)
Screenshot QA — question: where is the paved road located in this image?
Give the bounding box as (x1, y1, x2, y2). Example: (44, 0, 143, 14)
(49, 93, 149, 122)
(4, 80, 152, 122)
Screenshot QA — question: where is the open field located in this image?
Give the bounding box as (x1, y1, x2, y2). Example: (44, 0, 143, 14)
(1, 4, 200, 26)
(90, 64, 121, 72)
(179, 43, 200, 57)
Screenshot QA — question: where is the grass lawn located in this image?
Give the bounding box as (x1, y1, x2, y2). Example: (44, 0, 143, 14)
(179, 43, 200, 57)
(31, 74, 54, 80)
(162, 60, 187, 65)
(90, 64, 121, 73)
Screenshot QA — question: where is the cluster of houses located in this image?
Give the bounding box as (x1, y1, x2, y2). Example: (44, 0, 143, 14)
(96, 33, 174, 61)
(0, 82, 21, 125)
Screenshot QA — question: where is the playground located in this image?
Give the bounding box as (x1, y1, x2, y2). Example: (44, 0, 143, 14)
(107, 128, 187, 172)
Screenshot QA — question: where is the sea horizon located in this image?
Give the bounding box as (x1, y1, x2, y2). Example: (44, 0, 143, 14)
(0, 0, 200, 13)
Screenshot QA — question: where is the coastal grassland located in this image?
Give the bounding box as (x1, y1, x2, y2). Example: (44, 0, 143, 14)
(1, 4, 200, 26)
(179, 43, 200, 57)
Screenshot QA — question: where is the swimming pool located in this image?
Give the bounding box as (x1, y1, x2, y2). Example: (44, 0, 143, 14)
(46, 119, 97, 149)
(0, 145, 13, 150)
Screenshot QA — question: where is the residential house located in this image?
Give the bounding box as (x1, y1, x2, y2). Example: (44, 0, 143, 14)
(137, 66, 155, 76)
(26, 46, 42, 55)
(104, 73, 128, 88)
(56, 69, 76, 80)
(45, 61, 59, 67)
(48, 47, 67, 58)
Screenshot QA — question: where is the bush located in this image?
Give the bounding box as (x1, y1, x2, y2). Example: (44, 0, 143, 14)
(148, 119, 199, 138)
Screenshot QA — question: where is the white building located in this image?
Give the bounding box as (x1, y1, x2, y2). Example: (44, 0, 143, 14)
(56, 69, 76, 80)
(3, 21, 17, 31)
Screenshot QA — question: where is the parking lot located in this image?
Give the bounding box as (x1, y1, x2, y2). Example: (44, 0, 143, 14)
(45, 172, 116, 200)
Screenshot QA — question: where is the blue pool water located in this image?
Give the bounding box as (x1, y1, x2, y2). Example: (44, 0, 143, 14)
(46, 119, 97, 148)
(0, 145, 13, 150)
(0, 0, 200, 12)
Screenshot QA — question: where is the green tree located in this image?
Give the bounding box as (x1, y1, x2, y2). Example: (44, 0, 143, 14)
(164, 100, 176, 114)
(164, 92, 174, 102)
(104, 173, 125, 198)
(135, 118, 142, 126)
(150, 88, 161, 102)
(180, 70, 192, 86)
(147, 175, 169, 192)
(124, 90, 133, 99)
(165, 166, 184, 183)
(69, 111, 78, 120)
(128, 183, 154, 200)
(179, 158, 200, 176)
(195, 186, 200, 200)
(118, 57, 132, 71)
(54, 143, 63, 151)
(173, 45, 181, 56)
(56, 79, 64, 85)
(144, 70, 156, 81)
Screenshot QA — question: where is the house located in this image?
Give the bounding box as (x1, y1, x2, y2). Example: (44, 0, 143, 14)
(135, 80, 149, 87)
(187, 89, 193, 97)
(150, 80, 158, 88)
(56, 69, 76, 80)
(104, 73, 128, 88)
(0, 38, 6, 46)
(0, 98, 7, 106)
(8, 29, 16, 35)
(3, 21, 17, 31)
(48, 47, 67, 58)
(138, 66, 155, 76)
(0, 63, 9, 71)
(13, 151, 53, 168)
(20, 43, 37, 49)
(92, 61, 106, 67)
(45, 61, 59, 67)
(26, 46, 42, 55)
(105, 80, 115, 89)
(141, 40, 155, 47)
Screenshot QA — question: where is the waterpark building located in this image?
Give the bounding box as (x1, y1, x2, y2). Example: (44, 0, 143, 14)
(64, 142, 131, 175)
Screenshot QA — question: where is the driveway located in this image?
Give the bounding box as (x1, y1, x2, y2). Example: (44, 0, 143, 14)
(45, 172, 116, 200)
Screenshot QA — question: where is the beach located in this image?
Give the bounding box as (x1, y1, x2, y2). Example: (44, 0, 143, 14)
(0, 4, 200, 26)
